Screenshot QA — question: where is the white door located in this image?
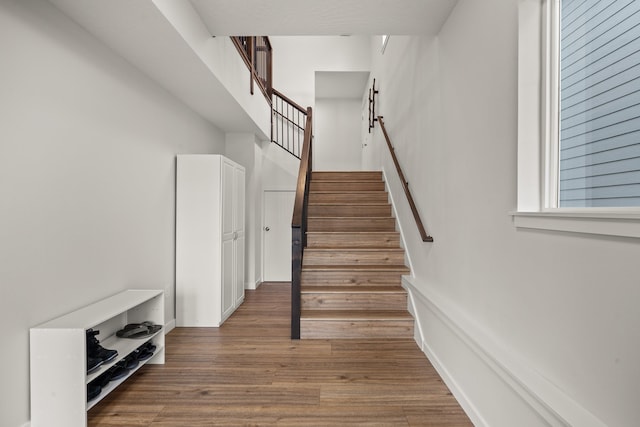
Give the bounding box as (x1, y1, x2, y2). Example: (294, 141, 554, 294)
(233, 166, 245, 305)
(263, 190, 296, 281)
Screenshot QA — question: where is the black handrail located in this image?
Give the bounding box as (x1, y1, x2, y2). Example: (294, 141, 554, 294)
(378, 116, 433, 243)
(291, 107, 313, 339)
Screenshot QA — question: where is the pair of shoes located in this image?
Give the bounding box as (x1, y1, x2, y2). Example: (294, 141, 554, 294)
(133, 341, 156, 361)
(86, 329, 118, 365)
(118, 353, 139, 370)
(92, 363, 130, 389)
(87, 363, 129, 402)
(116, 321, 162, 339)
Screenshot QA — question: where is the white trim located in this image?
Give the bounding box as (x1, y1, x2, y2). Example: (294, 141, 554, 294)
(542, 0, 560, 209)
(404, 283, 487, 427)
(381, 168, 415, 275)
(511, 211, 640, 238)
(517, 0, 544, 211)
(164, 319, 176, 334)
(404, 277, 608, 427)
(246, 279, 261, 290)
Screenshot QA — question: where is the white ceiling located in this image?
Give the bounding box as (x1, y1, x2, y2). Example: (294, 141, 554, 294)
(189, 0, 459, 36)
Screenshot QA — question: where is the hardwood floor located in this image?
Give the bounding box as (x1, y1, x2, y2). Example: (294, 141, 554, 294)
(88, 283, 472, 426)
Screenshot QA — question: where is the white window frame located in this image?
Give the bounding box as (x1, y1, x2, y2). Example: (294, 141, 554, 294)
(512, 0, 640, 238)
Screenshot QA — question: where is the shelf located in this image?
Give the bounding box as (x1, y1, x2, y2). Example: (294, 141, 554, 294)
(86, 344, 164, 410)
(86, 328, 163, 383)
(30, 289, 165, 427)
(35, 289, 163, 329)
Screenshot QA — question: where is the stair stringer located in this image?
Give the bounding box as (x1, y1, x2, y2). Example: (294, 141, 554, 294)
(381, 168, 415, 278)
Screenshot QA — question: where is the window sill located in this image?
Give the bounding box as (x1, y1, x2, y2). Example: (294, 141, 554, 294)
(510, 211, 640, 239)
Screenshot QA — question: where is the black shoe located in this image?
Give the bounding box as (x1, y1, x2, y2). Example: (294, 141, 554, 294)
(87, 356, 104, 374)
(86, 329, 118, 363)
(132, 341, 155, 361)
(93, 370, 112, 388)
(87, 382, 102, 402)
(119, 354, 139, 370)
(107, 364, 130, 381)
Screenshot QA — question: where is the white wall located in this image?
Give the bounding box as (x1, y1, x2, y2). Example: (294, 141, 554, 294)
(0, 1, 225, 426)
(368, 1, 640, 426)
(315, 98, 363, 170)
(271, 36, 372, 109)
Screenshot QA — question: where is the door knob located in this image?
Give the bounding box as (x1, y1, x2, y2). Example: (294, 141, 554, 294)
(264, 226, 270, 231)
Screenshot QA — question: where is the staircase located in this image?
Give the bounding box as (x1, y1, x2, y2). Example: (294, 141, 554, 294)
(299, 171, 414, 339)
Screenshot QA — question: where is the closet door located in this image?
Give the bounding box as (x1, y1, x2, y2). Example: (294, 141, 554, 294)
(221, 160, 236, 320)
(233, 166, 245, 306)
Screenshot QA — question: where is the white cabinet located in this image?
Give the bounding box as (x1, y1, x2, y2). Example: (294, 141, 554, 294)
(30, 289, 165, 427)
(176, 155, 245, 326)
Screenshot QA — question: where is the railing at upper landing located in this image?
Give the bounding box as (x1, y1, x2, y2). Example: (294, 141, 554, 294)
(231, 36, 273, 101)
(231, 36, 307, 160)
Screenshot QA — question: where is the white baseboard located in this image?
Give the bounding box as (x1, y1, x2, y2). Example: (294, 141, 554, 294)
(20, 422, 30, 427)
(164, 319, 176, 334)
(404, 277, 607, 427)
(246, 280, 261, 290)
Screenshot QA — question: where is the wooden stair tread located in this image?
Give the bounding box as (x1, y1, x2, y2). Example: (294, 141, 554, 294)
(312, 171, 382, 180)
(308, 202, 389, 206)
(302, 264, 410, 272)
(309, 216, 393, 219)
(305, 248, 404, 252)
(309, 193, 389, 203)
(301, 310, 413, 321)
(301, 286, 405, 294)
(306, 231, 399, 235)
(310, 190, 387, 194)
(306, 246, 402, 251)
(312, 180, 383, 183)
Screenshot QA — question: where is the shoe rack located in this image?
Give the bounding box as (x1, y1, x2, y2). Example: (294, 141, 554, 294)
(30, 289, 165, 427)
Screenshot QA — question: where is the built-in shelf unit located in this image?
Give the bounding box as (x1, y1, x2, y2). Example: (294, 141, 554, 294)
(30, 289, 164, 427)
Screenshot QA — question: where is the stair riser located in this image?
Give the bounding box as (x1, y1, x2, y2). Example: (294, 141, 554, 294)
(301, 271, 403, 287)
(309, 192, 388, 204)
(303, 250, 405, 266)
(312, 171, 383, 181)
(306, 232, 400, 248)
(310, 181, 385, 192)
(300, 320, 414, 339)
(307, 204, 391, 217)
(308, 218, 396, 232)
(301, 292, 407, 311)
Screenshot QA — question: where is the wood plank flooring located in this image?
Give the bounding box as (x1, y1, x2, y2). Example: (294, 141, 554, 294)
(88, 283, 472, 426)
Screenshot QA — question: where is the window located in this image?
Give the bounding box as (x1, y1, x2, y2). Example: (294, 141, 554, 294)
(513, 0, 640, 237)
(381, 35, 390, 53)
(557, 0, 640, 207)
